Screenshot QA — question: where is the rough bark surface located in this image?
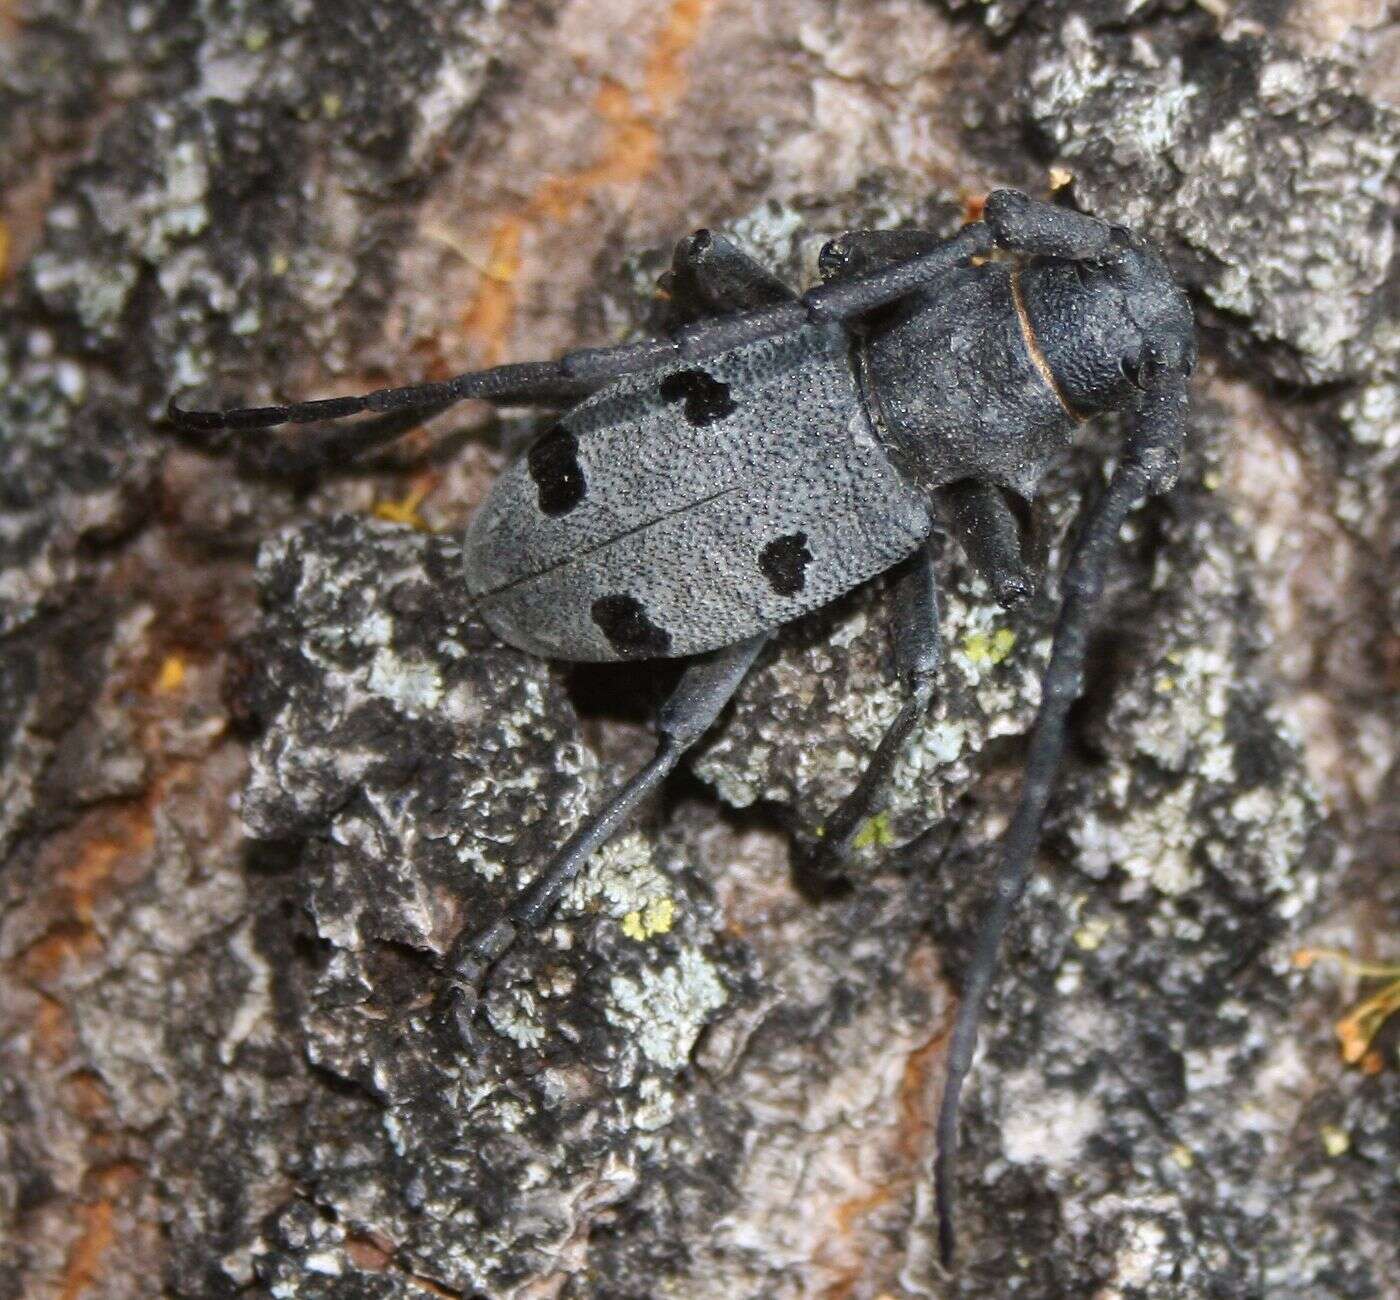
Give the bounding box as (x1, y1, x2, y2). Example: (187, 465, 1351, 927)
(2, 1, 1397, 1297)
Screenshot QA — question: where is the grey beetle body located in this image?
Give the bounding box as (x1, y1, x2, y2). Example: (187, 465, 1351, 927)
(170, 190, 1195, 1266)
(465, 323, 930, 661)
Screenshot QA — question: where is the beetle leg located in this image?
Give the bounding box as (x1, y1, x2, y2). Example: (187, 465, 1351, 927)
(435, 633, 767, 1051)
(934, 376, 1189, 1266)
(807, 477, 1036, 878)
(934, 480, 1035, 609)
(818, 228, 943, 281)
(662, 229, 796, 322)
(807, 541, 941, 878)
(982, 188, 1118, 261)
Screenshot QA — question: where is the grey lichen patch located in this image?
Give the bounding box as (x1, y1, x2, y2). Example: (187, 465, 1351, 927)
(565, 830, 672, 922)
(694, 567, 1050, 854)
(998, 1069, 1104, 1168)
(923, 405, 1343, 1293)
(28, 110, 215, 339)
(229, 514, 760, 1295)
(1028, 16, 1400, 388)
(606, 946, 728, 1071)
(242, 517, 596, 947)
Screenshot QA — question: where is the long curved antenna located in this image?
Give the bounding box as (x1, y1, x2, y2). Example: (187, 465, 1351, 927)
(934, 379, 1188, 1267)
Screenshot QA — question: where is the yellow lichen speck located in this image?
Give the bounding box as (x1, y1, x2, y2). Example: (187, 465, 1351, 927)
(852, 811, 893, 851)
(1073, 917, 1111, 951)
(962, 627, 1017, 666)
(154, 654, 186, 693)
(1319, 1124, 1350, 1157)
(622, 896, 676, 941)
(373, 481, 435, 531)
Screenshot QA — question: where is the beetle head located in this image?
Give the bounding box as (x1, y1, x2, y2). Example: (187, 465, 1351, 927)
(1020, 228, 1195, 418)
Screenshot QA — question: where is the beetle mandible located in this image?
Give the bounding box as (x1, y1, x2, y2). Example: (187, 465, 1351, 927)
(170, 188, 1196, 1265)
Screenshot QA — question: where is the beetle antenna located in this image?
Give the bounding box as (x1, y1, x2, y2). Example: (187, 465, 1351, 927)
(167, 219, 995, 439)
(167, 363, 599, 434)
(934, 379, 1187, 1267)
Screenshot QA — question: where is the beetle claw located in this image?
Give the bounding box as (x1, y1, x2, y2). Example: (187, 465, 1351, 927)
(431, 979, 487, 1057)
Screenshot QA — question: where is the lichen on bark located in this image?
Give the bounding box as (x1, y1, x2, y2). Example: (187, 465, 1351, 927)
(2, 2, 1396, 1298)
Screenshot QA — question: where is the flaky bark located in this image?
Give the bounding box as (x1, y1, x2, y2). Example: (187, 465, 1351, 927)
(2, 2, 1396, 1296)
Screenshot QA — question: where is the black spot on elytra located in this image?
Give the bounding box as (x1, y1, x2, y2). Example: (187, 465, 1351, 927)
(527, 424, 586, 516)
(659, 367, 736, 426)
(758, 532, 812, 596)
(591, 594, 672, 658)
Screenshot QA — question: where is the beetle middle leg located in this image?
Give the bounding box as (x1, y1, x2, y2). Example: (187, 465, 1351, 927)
(809, 483, 1036, 877)
(662, 228, 796, 321)
(434, 633, 767, 1050)
(806, 232, 1036, 877)
(808, 540, 942, 875)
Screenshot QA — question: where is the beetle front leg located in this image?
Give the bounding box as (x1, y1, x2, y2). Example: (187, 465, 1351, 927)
(983, 188, 1118, 261)
(808, 541, 941, 878)
(818, 228, 943, 281)
(435, 633, 767, 1051)
(934, 480, 1035, 609)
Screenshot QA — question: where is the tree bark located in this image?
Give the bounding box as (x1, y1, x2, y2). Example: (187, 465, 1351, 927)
(1, 1, 1396, 1296)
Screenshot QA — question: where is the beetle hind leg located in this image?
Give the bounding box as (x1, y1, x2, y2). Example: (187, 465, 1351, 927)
(434, 633, 767, 1051)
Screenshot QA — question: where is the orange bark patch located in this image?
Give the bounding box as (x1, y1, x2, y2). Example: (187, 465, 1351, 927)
(344, 1234, 457, 1296)
(15, 797, 160, 984)
(58, 1163, 144, 1300)
(14, 765, 190, 1059)
(458, 0, 716, 363)
(64, 1071, 115, 1123)
(59, 1199, 115, 1300)
(832, 1183, 896, 1238)
(33, 989, 77, 1062)
(63, 804, 157, 925)
(16, 921, 103, 984)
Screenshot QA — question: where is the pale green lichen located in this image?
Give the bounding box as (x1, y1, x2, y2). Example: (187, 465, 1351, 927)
(851, 811, 893, 851)
(605, 946, 727, 1069)
(567, 831, 670, 919)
